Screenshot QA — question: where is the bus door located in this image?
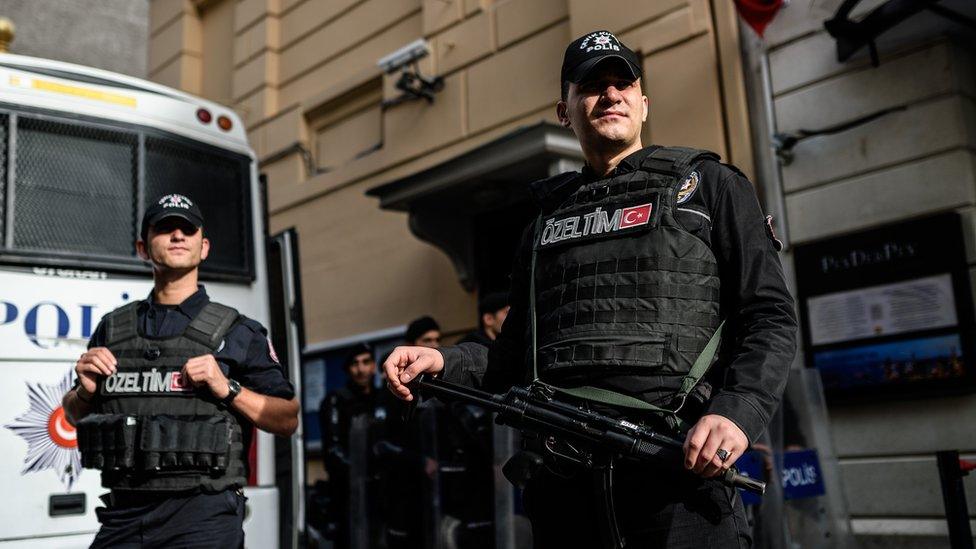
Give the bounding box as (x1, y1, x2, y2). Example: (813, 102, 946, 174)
(266, 228, 306, 549)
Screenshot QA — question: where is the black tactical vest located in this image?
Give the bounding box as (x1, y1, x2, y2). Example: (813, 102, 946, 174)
(530, 146, 723, 412)
(76, 301, 248, 492)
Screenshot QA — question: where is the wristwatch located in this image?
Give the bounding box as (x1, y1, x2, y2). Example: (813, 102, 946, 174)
(221, 379, 242, 406)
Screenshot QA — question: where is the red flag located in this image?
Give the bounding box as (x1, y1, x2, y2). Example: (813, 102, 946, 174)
(735, 0, 784, 38)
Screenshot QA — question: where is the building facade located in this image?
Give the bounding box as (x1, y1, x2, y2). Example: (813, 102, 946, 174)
(148, 0, 976, 546)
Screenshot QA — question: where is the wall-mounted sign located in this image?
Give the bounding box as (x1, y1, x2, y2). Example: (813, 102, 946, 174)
(794, 213, 976, 399)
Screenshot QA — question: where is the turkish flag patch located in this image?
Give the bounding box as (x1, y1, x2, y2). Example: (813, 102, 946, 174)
(170, 372, 189, 391)
(619, 203, 653, 229)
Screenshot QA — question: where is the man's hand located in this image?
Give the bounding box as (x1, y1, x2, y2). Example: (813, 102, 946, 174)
(383, 346, 444, 401)
(683, 414, 748, 478)
(182, 354, 230, 399)
(75, 347, 117, 395)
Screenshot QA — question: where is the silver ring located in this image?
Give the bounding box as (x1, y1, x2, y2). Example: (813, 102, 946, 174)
(716, 448, 730, 462)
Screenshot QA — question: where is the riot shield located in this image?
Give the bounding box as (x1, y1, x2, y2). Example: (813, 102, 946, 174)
(348, 414, 371, 549)
(780, 367, 857, 549)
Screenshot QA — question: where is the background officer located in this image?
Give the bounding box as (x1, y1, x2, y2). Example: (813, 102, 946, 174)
(385, 30, 797, 548)
(62, 193, 299, 548)
(458, 291, 510, 347)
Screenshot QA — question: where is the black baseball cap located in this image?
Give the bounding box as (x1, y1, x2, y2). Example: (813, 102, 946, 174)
(561, 30, 642, 85)
(140, 193, 204, 241)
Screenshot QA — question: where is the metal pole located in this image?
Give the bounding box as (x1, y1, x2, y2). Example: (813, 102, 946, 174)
(937, 450, 974, 549)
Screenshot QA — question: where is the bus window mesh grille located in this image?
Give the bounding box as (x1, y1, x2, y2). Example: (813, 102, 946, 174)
(0, 115, 7, 244)
(13, 117, 136, 255)
(144, 137, 248, 274)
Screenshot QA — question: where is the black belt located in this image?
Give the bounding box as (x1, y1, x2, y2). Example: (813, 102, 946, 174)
(106, 488, 200, 508)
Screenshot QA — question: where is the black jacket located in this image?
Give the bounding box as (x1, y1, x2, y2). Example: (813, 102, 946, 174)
(440, 147, 797, 443)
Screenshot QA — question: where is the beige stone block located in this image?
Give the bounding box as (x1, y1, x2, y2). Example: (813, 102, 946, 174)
(468, 21, 567, 133)
(769, 31, 862, 96)
(250, 105, 305, 158)
(261, 152, 306, 187)
(709, 0, 753, 177)
(775, 42, 956, 132)
(234, 16, 280, 67)
(180, 55, 203, 95)
(464, 0, 486, 16)
(149, 55, 203, 95)
(271, 185, 474, 342)
(384, 72, 464, 163)
(234, 87, 279, 127)
(839, 457, 976, 518)
(643, 32, 726, 158)
(200, 0, 236, 106)
(150, 0, 192, 35)
(279, 13, 422, 107)
(281, 0, 306, 11)
(619, 2, 707, 56)
(149, 12, 202, 73)
(782, 96, 972, 192)
(763, 0, 885, 49)
(567, 0, 684, 38)
(423, 0, 463, 36)
(149, 57, 183, 89)
(830, 393, 976, 457)
(785, 150, 976, 244)
(280, 0, 421, 84)
(235, 0, 280, 33)
(233, 51, 279, 101)
(495, 0, 567, 49)
(435, 12, 491, 75)
(280, 0, 361, 48)
(269, 102, 555, 212)
(316, 105, 382, 170)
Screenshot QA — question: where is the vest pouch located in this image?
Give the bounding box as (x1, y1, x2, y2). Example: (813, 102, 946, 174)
(139, 415, 231, 474)
(76, 414, 138, 471)
(539, 331, 671, 374)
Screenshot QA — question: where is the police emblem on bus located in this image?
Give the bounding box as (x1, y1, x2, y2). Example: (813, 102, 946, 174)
(4, 370, 82, 490)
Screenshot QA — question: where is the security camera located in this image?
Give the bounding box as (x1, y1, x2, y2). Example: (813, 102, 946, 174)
(377, 39, 431, 74)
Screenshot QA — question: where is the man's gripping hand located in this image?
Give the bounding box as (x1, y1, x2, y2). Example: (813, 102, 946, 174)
(383, 346, 444, 402)
(182, 354, 231, 399)
(75, 347, 117, 395)
(683, 414, 749, 478)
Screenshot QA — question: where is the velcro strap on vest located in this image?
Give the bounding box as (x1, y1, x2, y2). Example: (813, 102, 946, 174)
(105, 302, 141, 346)
(640, 146, 719, 177)
(543, 256, 719, 285)
(183, 302, 240, 350)
(555, 282, 719, 302)
(546, 309, 720, 331)
(541, 342, 666, 368)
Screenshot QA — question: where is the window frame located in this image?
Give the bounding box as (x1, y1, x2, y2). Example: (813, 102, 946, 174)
(0, 102, 256, 282)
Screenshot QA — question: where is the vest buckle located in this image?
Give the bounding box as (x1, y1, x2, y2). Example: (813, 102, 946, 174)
(144, 347, 161, 360)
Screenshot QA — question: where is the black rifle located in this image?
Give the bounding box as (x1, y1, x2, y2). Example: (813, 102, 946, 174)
(410, 375, 765, 495)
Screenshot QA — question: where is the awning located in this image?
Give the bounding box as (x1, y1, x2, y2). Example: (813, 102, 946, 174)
(366, 122, 583, 290)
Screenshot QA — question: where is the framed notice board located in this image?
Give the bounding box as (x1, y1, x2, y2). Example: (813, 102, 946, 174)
(794, 213, 976, 400)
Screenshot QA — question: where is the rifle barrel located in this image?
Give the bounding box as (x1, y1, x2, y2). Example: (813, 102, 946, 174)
(410, 375, 766, 495)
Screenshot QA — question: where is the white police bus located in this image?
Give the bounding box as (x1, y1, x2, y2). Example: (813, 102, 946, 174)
(0, 53, 304, 547)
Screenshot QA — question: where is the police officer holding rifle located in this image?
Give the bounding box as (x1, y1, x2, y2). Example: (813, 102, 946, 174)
(385, 30, 796, 548)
